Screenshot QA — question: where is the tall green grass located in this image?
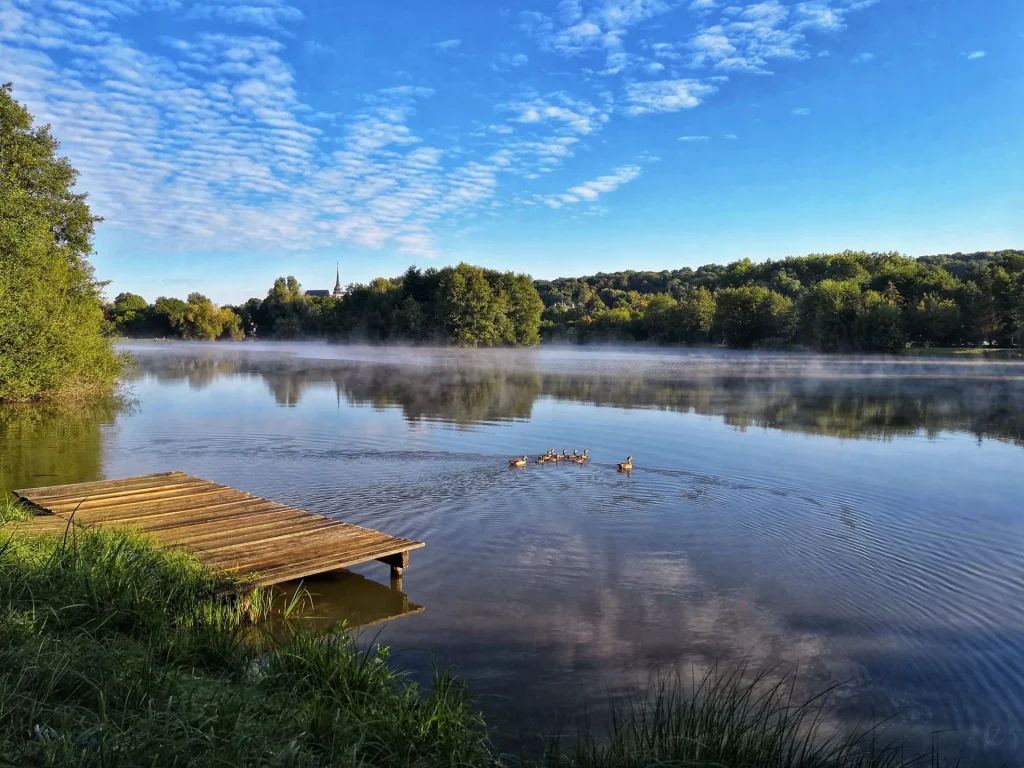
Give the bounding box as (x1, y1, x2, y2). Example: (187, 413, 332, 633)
(0, 521, 972, 767)
(0, 525, 490, 767)
(537, 666, 920, 768)
(0, 494, 32, 523)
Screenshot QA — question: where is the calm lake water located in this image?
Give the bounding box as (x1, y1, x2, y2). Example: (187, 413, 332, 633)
(3, 343, 1023, 761)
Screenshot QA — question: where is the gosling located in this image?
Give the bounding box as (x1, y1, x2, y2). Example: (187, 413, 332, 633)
(510, 456, 528, 468)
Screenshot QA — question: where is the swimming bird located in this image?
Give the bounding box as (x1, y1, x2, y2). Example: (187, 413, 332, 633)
(617, 456, 633, 471)
(552, 449, 568, 462)
(510, 456, 528, 468)
(573, 449, 589, 464)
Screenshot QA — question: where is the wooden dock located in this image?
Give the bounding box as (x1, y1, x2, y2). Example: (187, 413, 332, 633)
(13, 472, 424, 589)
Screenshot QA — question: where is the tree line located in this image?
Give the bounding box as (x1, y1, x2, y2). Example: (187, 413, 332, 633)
(107, 263, 546, 346)
(110, 250, 1024, 353)
(535, 250, 1024, 351)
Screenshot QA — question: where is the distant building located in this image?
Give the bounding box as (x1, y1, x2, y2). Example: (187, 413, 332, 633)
(303, 265, 345, 299)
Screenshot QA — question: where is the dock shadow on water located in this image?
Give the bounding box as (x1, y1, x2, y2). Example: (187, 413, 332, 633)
(270, 571, 424, 633)
(3, 342, 1024, 764)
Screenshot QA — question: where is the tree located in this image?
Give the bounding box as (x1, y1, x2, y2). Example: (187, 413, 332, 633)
(676, 287, 716, 343)
(715, 286, 794, 348)
(910, 293, 962, 346)
(439, 264, 499, 346)
(262, 276, 307, 338)
(803, 279, 862, 351)
(109, 292, 150, 336)
(0, 83, 123, 400)
(505, 273, 544, 346)
(855, 290, 907, 352)
(642, 294, 677, 341)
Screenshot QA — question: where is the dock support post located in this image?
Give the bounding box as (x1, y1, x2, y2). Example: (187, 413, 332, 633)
(377, 550, 409, 578)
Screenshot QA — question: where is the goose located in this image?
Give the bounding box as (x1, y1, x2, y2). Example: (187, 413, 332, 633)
(573, 449, 589, 464)
(617, 456, 633, 471)
(510, 456, 528, 468)
(553, 449, 569, 462)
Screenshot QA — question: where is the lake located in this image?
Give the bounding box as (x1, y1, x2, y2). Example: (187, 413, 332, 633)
(2, 342, 1023, 762)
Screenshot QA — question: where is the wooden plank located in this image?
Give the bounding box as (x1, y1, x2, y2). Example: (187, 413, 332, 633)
(201, 526, 382, 569)
(18, 476, 215, 506)
(205, 535, 383, 574)
(68, 496, 279, 527)
(50, 491, 252, 524)
(41, 485, 237, 515)
(15, 472, 190, 501)
(242, 542, 423, 587)
(180, 514, 339, 550)
(192, 519, 347, 557)
(137, 504, 308, 536)
(34, 480, 225, 510)
(204, 526, 397, 568)
(212, 534, 422, 575)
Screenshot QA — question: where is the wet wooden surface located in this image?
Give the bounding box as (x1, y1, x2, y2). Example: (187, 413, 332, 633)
(13, 472, 424, 587)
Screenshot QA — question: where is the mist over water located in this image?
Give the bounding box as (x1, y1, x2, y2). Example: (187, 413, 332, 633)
(4, 341, 1024, 761)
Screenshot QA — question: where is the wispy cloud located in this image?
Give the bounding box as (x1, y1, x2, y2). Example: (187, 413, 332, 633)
(187, 1, 304, 29)
(966, 50, 986, 60)
(493, 52, 529, 71)
(543, 164, 642, 208)
(724, 133, 738, 139)
(681, 0, 875, 74)
(850, 51, 874, 63)
(792, 106, 811, 115)
(505, 92, 608, 134)
(625, 79, 719, 115)
(433, 39, 462, 50)
(678, 135, 709, 141)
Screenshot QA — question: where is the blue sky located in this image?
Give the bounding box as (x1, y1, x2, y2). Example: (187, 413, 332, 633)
(2, 0, 1021, 304)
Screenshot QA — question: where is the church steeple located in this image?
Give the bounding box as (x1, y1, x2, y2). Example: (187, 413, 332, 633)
(333, 263, 343, 297)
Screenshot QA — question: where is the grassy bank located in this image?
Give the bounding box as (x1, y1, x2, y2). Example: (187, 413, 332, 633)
(0, 503, 959, 767)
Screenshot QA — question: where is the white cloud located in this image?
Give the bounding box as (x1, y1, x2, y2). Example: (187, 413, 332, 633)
(850, 51, 874, 63)
(505, 92, 608, 134)
(689, 0, 716, 9)
(966, 50, 985, 60)
(681, 0, 877, 74)
(817, 49, 830, 57)
(543, 164, 642, 207)
(493, 52, 530, 71)
(187, 1, 304, 29)
(724, 132, 738, 139)
(433, 39, 461, 50)
(792, 106, 811, 115)
(678, 134, 709, 141)
(625, 79, 719, 115)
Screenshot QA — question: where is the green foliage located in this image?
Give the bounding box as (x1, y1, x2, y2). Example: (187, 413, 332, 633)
(107, 293, 242, 340)
(715, 286, 794, 348)
(0, 83, 123, 400)
(537, 250, 1024, 351)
